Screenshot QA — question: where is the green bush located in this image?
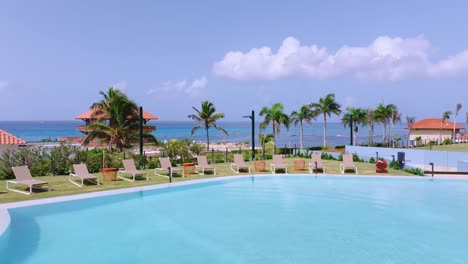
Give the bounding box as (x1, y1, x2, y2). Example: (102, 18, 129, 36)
(49, 143, 81, 175)
(321, 153, 336, 160)
(442, 138, 452, 145)
(368, 157, 376, 163)
(0, 147, 49, 179)
(389, 160, 400, 170)
(78, 149, 106, 173)
(404, 167, 424, 176)
(306, 146, 322, 151)
(335, 145, 346, 149)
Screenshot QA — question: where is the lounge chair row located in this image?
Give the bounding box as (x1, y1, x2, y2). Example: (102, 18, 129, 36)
(6, 159, 148, 195)
(5, 154, 358, 195)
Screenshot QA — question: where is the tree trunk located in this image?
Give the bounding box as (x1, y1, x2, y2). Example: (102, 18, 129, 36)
(453, 115, 457, 141)
(407, 130, 411, 147)
(206, 128, 210, 151)
(354, 126, 358, 146)
(391, 121, 394, 147)
(272, 123, 276, 146)
(300, 122, 304, 150)
(323, 113, 327, 147)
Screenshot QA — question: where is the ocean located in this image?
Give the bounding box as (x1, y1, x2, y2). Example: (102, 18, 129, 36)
(0, 120, 409, 147)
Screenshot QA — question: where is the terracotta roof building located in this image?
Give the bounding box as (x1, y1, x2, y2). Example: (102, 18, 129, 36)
(0, 129, 27, 145)
(75, 107, 158, 134)
(406, 118, 464, 144)
(410, 118, 464, 130)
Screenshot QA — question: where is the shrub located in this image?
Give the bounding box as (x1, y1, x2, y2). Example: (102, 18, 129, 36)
(321, 153, 336, 160)
(368, 157, 376, 163)
(442, 138, 452, 145)
(389, 160, 400, 170)
(49, 143, 81, 175)
(404, 167, 424, 176)
(352, 154, 364, 162)
(306, 146, 322, 151)
(335, 145, 346, 149)
(0, 147, 49, 179)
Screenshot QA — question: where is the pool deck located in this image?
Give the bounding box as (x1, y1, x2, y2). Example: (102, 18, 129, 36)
(1, 173, 468, 237)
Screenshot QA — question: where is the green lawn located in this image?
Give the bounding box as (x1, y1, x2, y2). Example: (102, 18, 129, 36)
(414, 143, 468, 152)
(0, 158, 414, 203)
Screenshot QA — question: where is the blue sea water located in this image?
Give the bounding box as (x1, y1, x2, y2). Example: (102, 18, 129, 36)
(0, 120, 408, 147)
(2, 176, 468, 264)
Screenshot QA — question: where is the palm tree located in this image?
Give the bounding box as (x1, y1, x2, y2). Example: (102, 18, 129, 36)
(187, 100, 228, 151)
(439, 110, 452, 144)
(259, 133, 275, 158)
(374, 103, 396, 144)
(390, 107, 401, 147)
(366, 108, 376, 146)
(83, 87, 156, 152)
(310, 94, 341, 147)
(259, 103, 290, 146)
(341, 107, 367, 146)
(406, 116, 415, 147)
(290, 105, 317, 150)
(453, 103, 462, 140)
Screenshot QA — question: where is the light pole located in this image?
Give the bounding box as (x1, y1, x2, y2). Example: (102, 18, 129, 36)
(243, 110, 255, 160)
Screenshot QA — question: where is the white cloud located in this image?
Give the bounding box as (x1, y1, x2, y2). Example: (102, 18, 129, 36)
(0, 81, 8, 91)
(147, 76, 208, 97)
(112, 80, 128, 90)
(213, 35, 468, 81)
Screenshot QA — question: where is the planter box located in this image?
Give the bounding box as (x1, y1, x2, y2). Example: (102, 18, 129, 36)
(102, 168, 118, 182)
(294, 159, 305, 171)
(183, 162, 196, 175)
(254, 160, 266, 172)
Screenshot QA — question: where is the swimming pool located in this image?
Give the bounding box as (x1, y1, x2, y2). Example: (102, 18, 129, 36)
(1, 175, 468, 263)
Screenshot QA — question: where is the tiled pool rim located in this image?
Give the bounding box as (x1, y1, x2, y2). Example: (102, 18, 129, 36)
(0, 174, 458, 237)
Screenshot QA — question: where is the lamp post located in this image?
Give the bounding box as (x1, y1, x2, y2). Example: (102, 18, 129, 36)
(139, 106, 144, 167)
(243, 110, 255, 160)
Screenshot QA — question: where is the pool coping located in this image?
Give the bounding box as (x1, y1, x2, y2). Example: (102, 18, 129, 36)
(0, 173, 459, 237)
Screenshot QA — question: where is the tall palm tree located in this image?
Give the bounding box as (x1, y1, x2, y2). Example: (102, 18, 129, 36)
(366, 108, 376, 146)
(374, 103, 396, 144)
(290, 105, 317, 150)
(310, 94, 341, 147)
(390, 107, 401, 147)
(259, 133, 275, 156)
(259, 103, 290, 146)
(188, 101, 228, 151)
(341, 107, 367, 146)
(406, 116, 415, 147)
(439, 110, 452, 144)
(83, 87, 156, 152)
(453, 103, 462, 140)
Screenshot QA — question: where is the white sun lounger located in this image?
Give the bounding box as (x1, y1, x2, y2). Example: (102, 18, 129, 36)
(7, 166, 50, 195)
(231, 154, 251, 173)
(118, 159, 148, 182)
(70, 164, 100, 187)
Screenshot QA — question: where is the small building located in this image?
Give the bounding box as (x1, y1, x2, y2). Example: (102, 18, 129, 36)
(74, 107, 158, 147)
(407, 118, 464, 144)
(0, 129, 27, 155)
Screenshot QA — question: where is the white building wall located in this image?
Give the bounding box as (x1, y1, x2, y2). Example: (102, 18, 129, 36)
(409, 129, 453, 143)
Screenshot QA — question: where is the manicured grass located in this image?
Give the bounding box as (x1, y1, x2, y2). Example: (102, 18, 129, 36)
(0, 158, 414, 203)
(414, 143, 468, 152)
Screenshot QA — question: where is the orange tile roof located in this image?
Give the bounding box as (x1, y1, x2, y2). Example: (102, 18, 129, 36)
(409, 118, 464, 130)
(75, 107, 158, 120)
(0, 129, 27, 144)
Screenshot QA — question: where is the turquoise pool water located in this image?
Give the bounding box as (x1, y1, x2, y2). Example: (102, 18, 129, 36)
(1, 176, 468, 263)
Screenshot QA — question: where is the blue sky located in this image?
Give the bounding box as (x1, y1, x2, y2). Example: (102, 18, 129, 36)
(1, 0, 467, 122)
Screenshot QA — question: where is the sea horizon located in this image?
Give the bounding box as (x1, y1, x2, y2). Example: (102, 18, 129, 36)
(0, 120, 412, 147)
